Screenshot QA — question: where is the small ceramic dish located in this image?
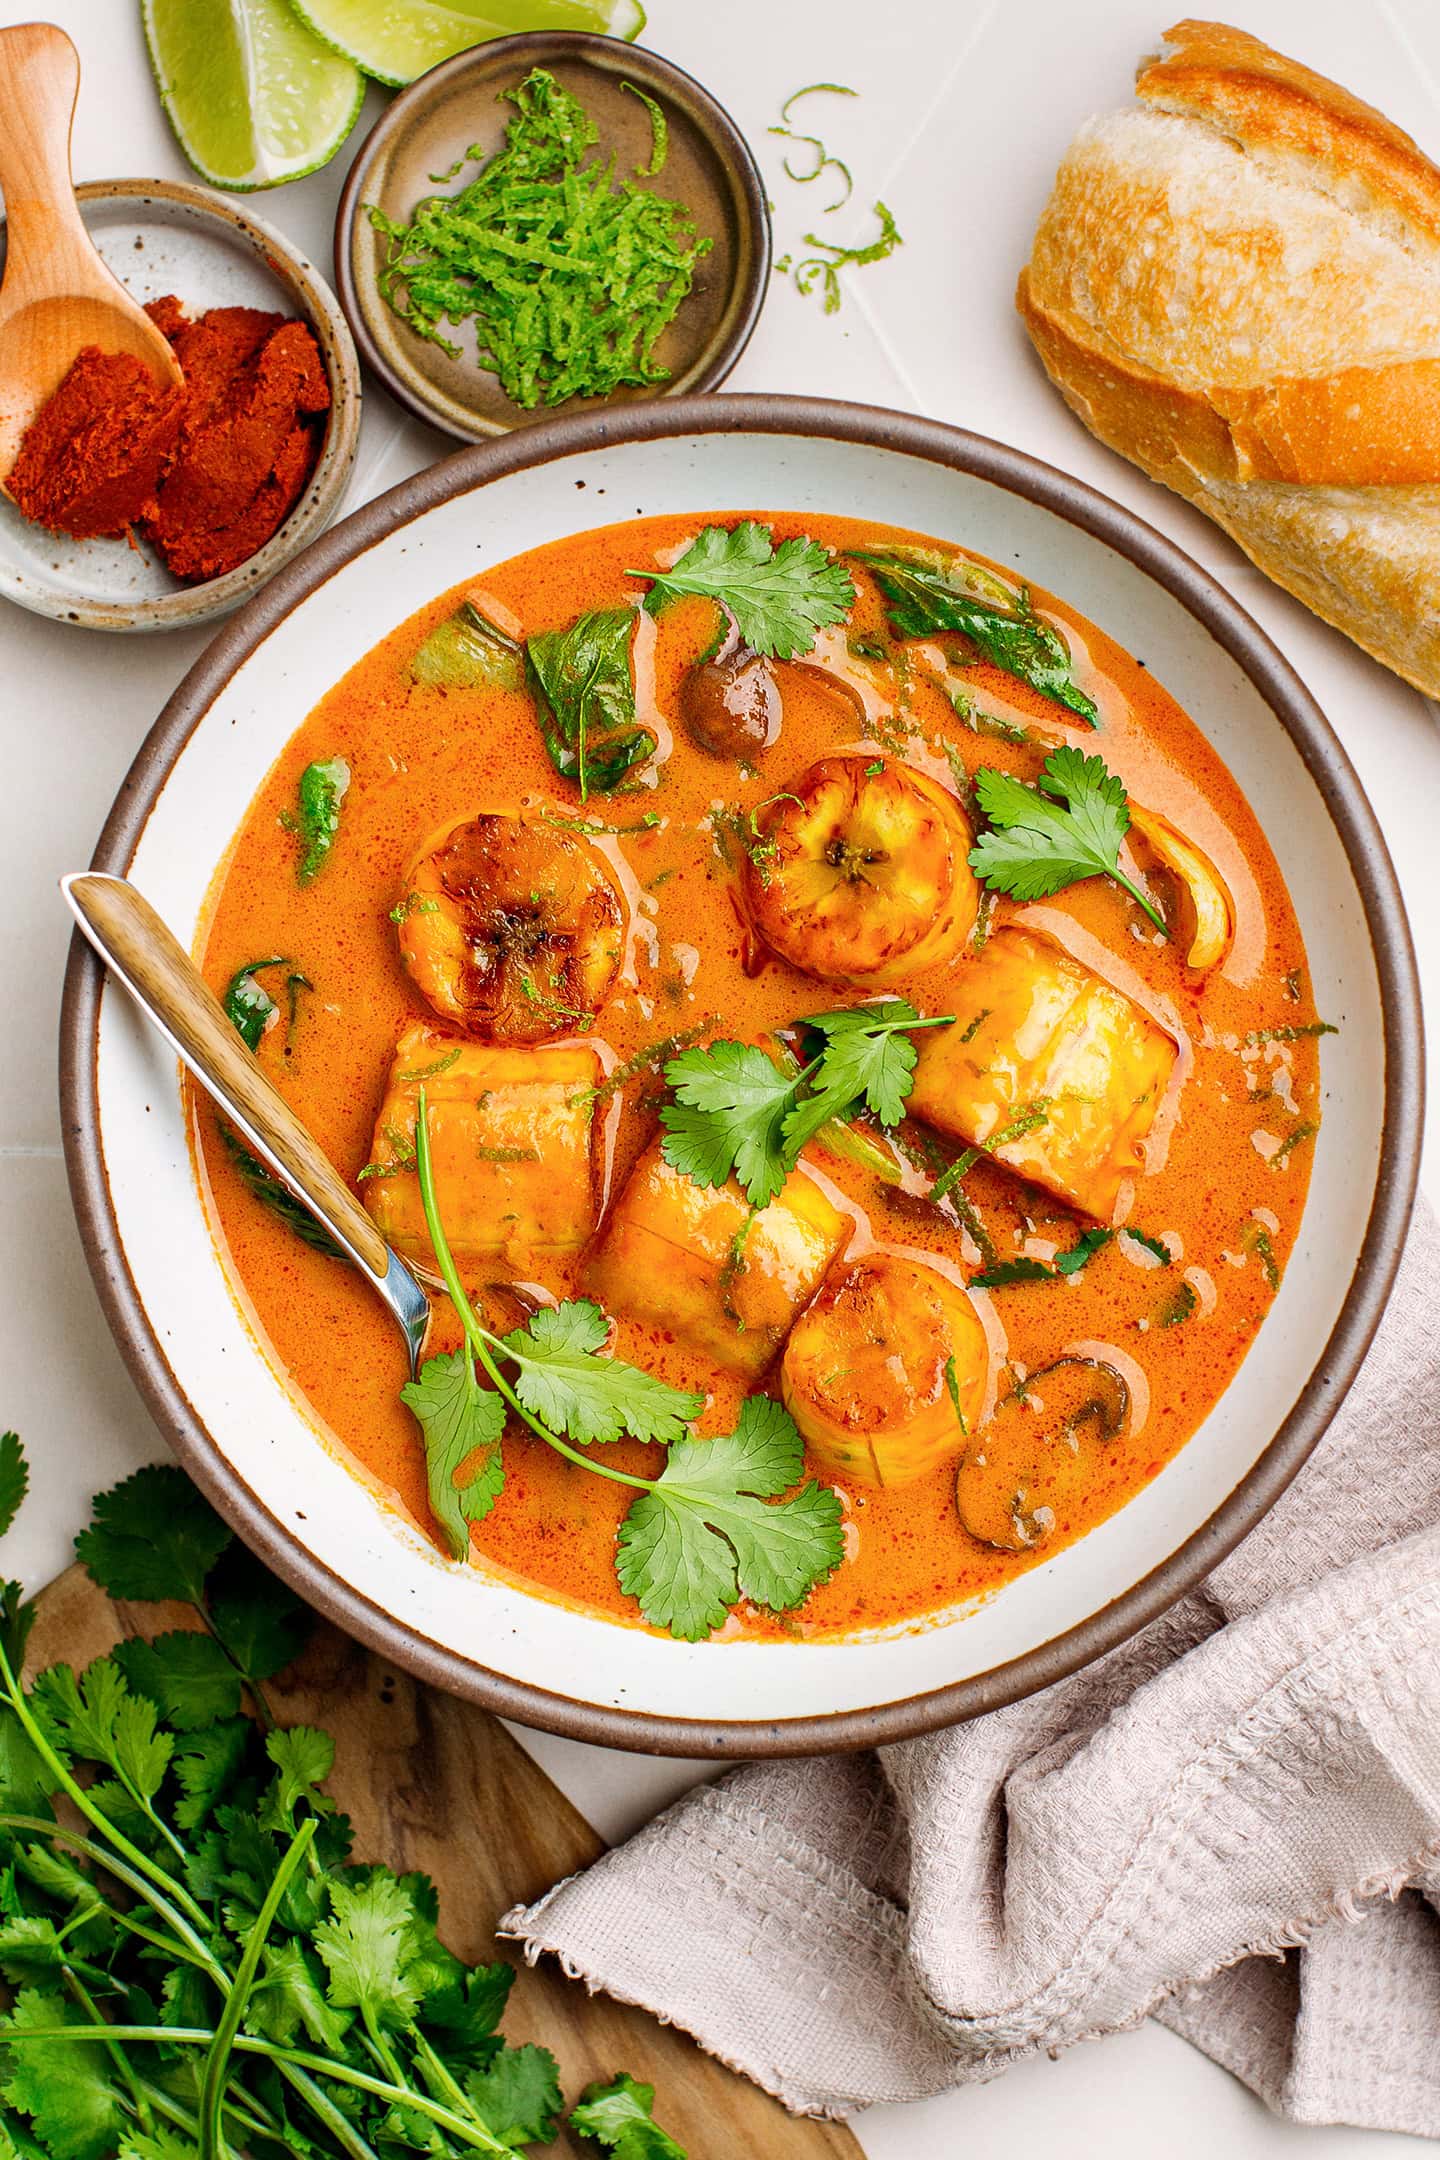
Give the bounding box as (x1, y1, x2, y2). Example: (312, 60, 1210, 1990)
(60, 397, 1421, 1756)
(335, 32, 770, 442)
(0, 178, 361, 633)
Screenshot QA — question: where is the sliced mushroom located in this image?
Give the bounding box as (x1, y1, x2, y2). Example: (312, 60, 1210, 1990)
(1127, 804, 1234, 971)
(956, 1354, 1131, 1552)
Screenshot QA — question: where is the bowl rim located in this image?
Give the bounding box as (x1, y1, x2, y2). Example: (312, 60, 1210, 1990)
(0, 176, 362, 632)
(333, 30, 772, 443)
(58, 392, 1424, 1756)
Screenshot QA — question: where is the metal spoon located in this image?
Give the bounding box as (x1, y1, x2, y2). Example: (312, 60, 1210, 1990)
(0, 25, 182, 482)
(62, 872, 431, 1377)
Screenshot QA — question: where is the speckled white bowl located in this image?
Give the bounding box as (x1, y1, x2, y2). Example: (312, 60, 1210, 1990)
(0, 178, 361, 632)
(60, 398, 1421, 1753)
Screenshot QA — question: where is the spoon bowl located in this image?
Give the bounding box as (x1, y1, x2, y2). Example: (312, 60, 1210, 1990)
(0, 22, 181, 480)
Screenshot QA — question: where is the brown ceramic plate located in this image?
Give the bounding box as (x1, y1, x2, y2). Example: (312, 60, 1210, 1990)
(334, 34, 770, 440)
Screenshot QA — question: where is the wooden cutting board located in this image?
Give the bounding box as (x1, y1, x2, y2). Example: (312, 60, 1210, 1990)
(27, 1566, 863, 2160)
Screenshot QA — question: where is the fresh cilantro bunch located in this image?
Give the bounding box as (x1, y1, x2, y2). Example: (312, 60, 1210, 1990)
(0, 1439, 688, 2159)
(968, 748, 1168, 934)
(659, 1000, 953, 1211)
(403, 1096, 844, 1641)
(628, 522, 856, 661)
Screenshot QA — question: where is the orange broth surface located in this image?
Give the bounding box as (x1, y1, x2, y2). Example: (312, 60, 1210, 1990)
(194, 511, 1321, 1639)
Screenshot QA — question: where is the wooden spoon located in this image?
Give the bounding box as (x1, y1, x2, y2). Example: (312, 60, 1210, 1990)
(0, 21, 181, 483)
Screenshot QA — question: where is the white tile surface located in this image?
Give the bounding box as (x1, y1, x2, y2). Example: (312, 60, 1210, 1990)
(1, 1, 1437, 2151)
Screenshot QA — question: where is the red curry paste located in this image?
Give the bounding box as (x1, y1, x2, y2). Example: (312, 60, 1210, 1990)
(6, 295, 330, 582)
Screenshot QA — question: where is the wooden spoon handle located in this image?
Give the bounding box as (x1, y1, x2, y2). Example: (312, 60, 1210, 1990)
(64, 872, 391, 1280)
(0, 24, 88, 268)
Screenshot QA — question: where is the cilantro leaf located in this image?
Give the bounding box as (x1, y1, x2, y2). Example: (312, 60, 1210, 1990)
(466, 2042, 563, 2148)
(851, 548, 1099, 722)
(632, 523, 855, 660)
(249, 1940, 352, 2053)
(969, 748, 1166, 932)
(400, 1348, 507, 1559)
(31, 1658, 172, 1803)
(0, 1705, 54, 1813)
(0, 1577, 35, 1677)
(204, 1541, 310, 1683)
(222, 957, 287, 1053)
(1052, 1226, 1115, 1276)
(972, 1226, 1114, 1290)
(74, 1466, 231, 1605)
(295, 755, 350, 886)
(503, 1302, 704, 1446)
(314, 1871, 423, 2034)
(263, 1726, 335, 1830)
(0, 1434, 27, 1541)
(219, 1124, 348, 1261)
(571, 2073, 688, 2158)
(120, 2127, 206, 2159)
(662, 1009, 946, 1209)
(969, 1258, 1054, 1289)
(660, 1041, 797, 1208)
(796, 999, 935, 1128)
(170, 1718, 252, 1831)
(616, 1398, 843, 1639)
(0, 1986, 124, 2160)
(417, 1960, 513, 2063)
(114, 1631, 241, 1731)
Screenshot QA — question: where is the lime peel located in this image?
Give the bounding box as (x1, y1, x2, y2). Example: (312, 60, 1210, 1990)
(290, 0, 645, 89)
(142, 0, 365, 192)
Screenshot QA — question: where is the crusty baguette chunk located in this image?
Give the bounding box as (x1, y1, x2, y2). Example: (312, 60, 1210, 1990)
(587, 1137, 850, 1381)
(363, 1024, 599, 1275)
(1017, 19, 1440, 697)
(782, 1252, 988, 1489)
(909, 927, 1176, 1222)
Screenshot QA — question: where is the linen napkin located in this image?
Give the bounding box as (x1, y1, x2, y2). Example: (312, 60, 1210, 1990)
(506, 1200, 1440, 2137)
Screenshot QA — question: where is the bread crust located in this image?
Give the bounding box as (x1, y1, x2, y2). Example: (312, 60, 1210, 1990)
(1139, 20, 1440, 251)
(1020, 19, 1440, 697)
(1017, 269, 1440, 699)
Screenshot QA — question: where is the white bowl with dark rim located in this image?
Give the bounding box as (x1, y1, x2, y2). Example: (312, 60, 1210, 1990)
(59, 396, 1421, 1756)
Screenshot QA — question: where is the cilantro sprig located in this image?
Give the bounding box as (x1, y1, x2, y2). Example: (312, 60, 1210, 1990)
(659, 1000, 952, 1210)
(571, 2072, 687, 2157)
(0, 1440, 692, 2158)
(407, 1093, 842, 1639)
(968, 748, 1168, 933)
(628, 522, 855, 660)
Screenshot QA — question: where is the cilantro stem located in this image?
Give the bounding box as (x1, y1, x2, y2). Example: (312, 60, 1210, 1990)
(413, 2028, 487, 2128)
(198, 1814, 318, 2160)
(0, 1654, 213, 1935)
(415, 1092, 656, 1497)
(1, 2026, 511, 2153)
(1114, 865, 1169, 936)
(0, 1813, 217, 1971)
(194, 1587, 276, 1731)
(64, 1967, 152, 2134)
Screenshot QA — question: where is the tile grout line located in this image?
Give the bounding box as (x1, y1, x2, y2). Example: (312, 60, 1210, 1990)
(828, 0, 1003, 412)
(869, 0, 1004, 202)
(0, 1145, 65, 1160)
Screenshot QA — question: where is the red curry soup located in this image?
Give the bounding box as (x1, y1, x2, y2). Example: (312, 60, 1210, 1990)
(194, 513, 1325, 1642)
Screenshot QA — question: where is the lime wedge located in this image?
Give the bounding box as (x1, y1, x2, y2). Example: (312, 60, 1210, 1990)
(143, 0, 366, 190)
(291, 0, 646, 88)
